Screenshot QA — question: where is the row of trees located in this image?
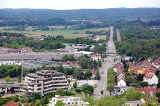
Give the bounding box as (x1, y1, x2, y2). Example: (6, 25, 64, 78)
(0, 32, 24, 37)
(107, 68, 116, 94)
(0, 65, 21, 78)
(0, 37, 65, 50)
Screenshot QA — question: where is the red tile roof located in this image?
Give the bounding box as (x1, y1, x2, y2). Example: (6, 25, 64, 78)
(5, 101, 19, 106)
(128, 60, 158, 74)
(136, 88, 157, 96)
(94, 53, 101, 56)
(144, 73, 154, 79)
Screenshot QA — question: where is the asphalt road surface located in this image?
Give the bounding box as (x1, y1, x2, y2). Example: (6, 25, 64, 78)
(93, 26, 116, 99)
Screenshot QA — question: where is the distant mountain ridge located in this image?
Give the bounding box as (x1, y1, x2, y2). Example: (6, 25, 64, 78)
(0, 8, 160, 26)
(0, 8, 160, 19)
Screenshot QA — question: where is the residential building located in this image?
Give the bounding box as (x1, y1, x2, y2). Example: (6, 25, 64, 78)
(114, 63, 126, 87)
(0, 60, 21, 66)
(128, 60, 157, 74)
(136, 88, 158, 96)
(152, 58, 160, 69)
(124, 100, 143, 106)
(25, 70, 69, 96)
(74, 51, 93, 57)
(117, 79, 126, 87)
(48, 95, 89, 106)
(5, 101, 19, 106)
(62, 61, 80, 68)
(143, 73, 158, 85)
(91, 53, 102, 61)
(72, 44, 89, 49)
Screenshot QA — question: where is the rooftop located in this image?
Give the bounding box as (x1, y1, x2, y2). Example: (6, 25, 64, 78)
(5, 101, 19, 106)
(136, 88, 157, 95)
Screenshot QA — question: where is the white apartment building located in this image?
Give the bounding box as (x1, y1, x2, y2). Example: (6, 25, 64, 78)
(0, 60, 21, 66)
(48, 95, 89, 106)
(25, 70, 69, 96)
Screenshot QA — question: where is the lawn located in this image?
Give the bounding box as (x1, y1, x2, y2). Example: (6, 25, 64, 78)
(0, 26, 109, 38)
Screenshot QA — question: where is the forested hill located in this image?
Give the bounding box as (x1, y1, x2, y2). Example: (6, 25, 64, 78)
(0, 8, 160, 26)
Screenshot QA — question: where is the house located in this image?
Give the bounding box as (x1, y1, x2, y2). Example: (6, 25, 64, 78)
(114, 63, 126, 87)
(117, 79, 126, 87)
(128, 60, 157, 74)
(48, 95, 89, 106)
(124, 100, 143, 106)
(62, 61, 80, 68)
(74, 51, 93, 57)
(143, 73, 158, 85)
(117, 72, 126, 87)
(91, 53, 102, 61)
(152, 58, 160, 69)
(136, 88, 158, 96)
(0, 60, 21, 66)
(72, 44, 89, 49)
(5, 101, 19, 106)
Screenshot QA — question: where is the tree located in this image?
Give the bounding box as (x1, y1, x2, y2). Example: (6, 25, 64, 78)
(65, 90, 75, 96)
(73, 81, 77, 88)
(95, 70, 100, 80)
(140, 82, 148, 88)
(55, 101, 64, 106)
(82, 84, 94, 95)
(156, 90, 160, 102)
(42, 96, 49, 104)
(55, 89, 65, 96)
(124, 88, 144, 101)
(107, 68, 116, 94)
(33, 92, 41, 100)
(62, 54, 75, 61)
(85, 70, 92, 79)
(137, 74, 144, 81)
(5, 76, 10, 83)
(78, 56, 89, 69)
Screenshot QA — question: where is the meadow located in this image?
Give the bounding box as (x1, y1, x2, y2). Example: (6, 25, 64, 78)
(0, 26, 109, 38)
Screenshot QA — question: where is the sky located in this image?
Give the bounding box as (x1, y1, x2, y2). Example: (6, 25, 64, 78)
(0, 0, 160, 10)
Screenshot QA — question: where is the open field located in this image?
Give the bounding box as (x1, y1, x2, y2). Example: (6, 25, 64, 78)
(0, 26, 109, 38)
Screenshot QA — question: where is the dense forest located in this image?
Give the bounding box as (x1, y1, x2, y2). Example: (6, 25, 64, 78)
(115, 25, 160, 62)
(0, 8, 160, 27)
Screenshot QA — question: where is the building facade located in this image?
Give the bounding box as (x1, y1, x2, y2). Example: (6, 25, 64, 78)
(25, 70, 69, 96)
(48, 95, 89, 106)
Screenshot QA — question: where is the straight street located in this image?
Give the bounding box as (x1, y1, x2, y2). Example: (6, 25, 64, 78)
(93, 26, 116, 99)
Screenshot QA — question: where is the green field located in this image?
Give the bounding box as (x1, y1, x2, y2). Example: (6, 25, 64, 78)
(0, 26, 109, 38)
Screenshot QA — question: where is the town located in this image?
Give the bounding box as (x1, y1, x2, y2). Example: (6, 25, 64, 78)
(0, 7, 160, 106)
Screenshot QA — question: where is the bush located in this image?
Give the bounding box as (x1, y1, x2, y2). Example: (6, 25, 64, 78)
(82, 84, 94, 95)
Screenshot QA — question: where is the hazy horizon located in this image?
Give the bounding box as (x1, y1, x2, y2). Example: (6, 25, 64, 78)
(1, 0, 160, 10)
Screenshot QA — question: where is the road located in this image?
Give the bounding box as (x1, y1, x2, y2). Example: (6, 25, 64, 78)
(93, 26, 116, 99)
